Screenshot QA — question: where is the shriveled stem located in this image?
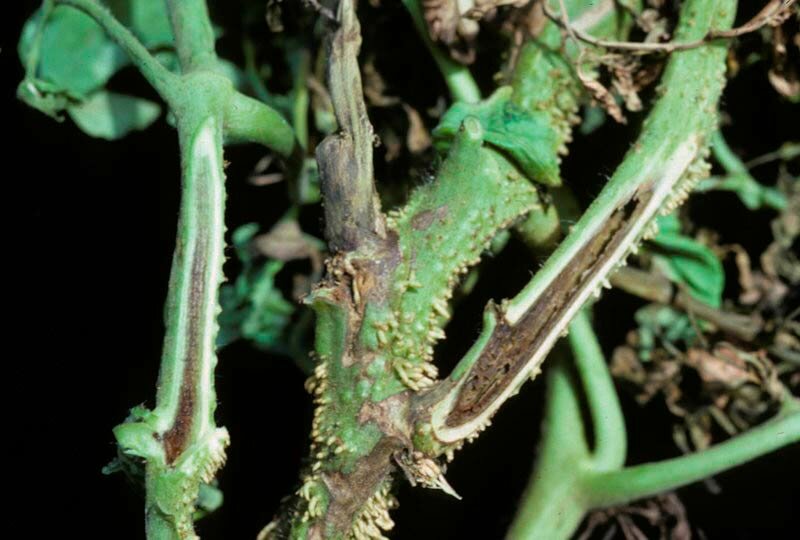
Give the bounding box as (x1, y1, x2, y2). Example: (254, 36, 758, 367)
(316, 0, 385, 251)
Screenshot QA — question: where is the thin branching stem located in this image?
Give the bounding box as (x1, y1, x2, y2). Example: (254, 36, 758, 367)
(544, 0, 796, 54)
(401, 0, 482, 103)
(584, 408, 800, 508)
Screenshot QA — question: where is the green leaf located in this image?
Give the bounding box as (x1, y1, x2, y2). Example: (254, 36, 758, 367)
(19, 6, 128, 98)
(68, 90, 161, 139)
(579, 105, 607, 135)
(194, 483, 224, 520)
(633, 304, 698, 361)
(432, 86, 561, 186)
(16, 77, 77, 120)
(647, 213, 725, 308)
(106, 0, 174, 49)
(18, 1, 174, 122)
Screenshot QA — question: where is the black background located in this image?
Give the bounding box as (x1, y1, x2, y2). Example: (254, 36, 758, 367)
(5, 1, 798, 539)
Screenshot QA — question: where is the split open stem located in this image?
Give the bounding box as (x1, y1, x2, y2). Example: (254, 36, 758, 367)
(429, 0, 736, 446)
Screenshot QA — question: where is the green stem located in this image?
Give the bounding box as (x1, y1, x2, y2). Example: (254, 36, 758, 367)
(710, 129, 747, 174)
(289, 47, 311, 150)
(242, 38, 273, 104)
(144, 113, 229, 540)
(568, 310, 627, 470)
(506, 354, 592, 540)
(429, 0, 736, 445)
(154, 114, 226, 449)
(165, 0, 218, 72)
(401, 0, 481, 103)
(223, 91, 296, 157)
(695, 130, 787, 211)
(506, 0, 736, 328)
(54, 0, 179, 101)
(585, 408, 800, 508)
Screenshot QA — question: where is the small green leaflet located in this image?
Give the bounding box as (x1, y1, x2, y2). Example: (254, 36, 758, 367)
(17, 2, 172, 135)
(432, 86, 561, 186)
(68, 91, 161, 139)
(17, 1, 243, 140)
(633, 304, 698, 361)
(19, 6, 129, 100)
(647, 213, 725, 308)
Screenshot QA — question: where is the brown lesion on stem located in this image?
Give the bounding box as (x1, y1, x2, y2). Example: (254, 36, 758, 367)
(161, 152, 216, 465)
(162, 250, 206, 464)
(320, 438, 403, 536)
(444, 183, 657, 428)
(317, 0, 386, 253)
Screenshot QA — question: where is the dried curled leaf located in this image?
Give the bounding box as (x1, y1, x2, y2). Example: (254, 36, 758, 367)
(613, 330, 789, 452)
(423, 0, 530, 63)
(575, 49, 665, 124)
(762, 173, 800, 284)
(579, 493, 691, 540)
(768, 22, 800, 99)
(254, 220, 321, 263)
(403, 103, 433, 153)
(577, 66, 627, 124)
(362, 59, 432, 156)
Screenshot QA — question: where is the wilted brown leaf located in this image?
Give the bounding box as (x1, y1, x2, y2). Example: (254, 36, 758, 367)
(266, 0, 284, 32)
(363, 60, 401, 107)
(360, 60, 432, 158)
(768, 22, 800, 99)
(380, 127, 403, 162)
(579, 493, 691, 540)
(577, 63, 627, 123)
(685, 347, 759, 388)
(402, 104, 432, 153)
(762, 173, 800, 284)
(466, 0, 529, 19)
(608, 55, 644, 112)
(249, 155, 285, 186)
(254, 220, 318, 262)
(611, 344, 683, 408)
(423, 0, 530, 63)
